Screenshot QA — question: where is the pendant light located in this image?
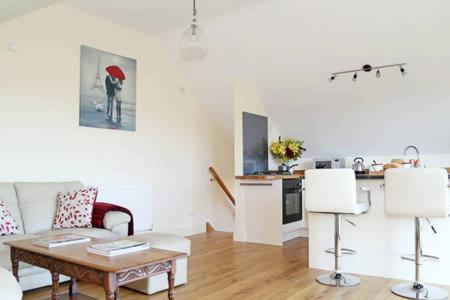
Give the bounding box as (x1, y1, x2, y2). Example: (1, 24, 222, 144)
(180, 0, 208, 62)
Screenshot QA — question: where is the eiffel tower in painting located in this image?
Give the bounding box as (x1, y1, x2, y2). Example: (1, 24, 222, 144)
(92, 56, 105, 93)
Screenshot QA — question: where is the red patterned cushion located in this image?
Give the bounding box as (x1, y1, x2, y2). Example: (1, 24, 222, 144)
(52, 187, 98, 230)
(0, 198, 19, 236)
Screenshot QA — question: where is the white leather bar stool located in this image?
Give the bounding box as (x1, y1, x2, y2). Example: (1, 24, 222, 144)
(385, 168, 449, 300)
(305, 169, 371, 287)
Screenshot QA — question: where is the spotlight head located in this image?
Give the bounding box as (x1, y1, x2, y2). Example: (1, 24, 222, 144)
(376, 69, 381, 78)
(400, 66, 407, 76)
(329, 74, 336, 82)
(352, 72, 358, 82)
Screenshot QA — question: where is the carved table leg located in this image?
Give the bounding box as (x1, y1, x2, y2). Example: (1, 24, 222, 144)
(167, 259, 177, 299)
(10, 247, 19, 282)
(51, 272, 60, 300)
(69, 278, 78, 296)
(115, 287, 121, 300)
(104, 272, 117, 300)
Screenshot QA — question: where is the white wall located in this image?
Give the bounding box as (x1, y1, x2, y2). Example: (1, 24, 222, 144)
(0, 4, 234, 235)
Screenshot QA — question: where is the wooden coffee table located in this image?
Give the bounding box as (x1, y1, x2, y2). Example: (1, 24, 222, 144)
(5, 238, 187, 300)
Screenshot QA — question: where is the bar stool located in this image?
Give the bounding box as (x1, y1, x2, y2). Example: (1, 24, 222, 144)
(305, 169, 371, 287)
(384, 168, 449, 300)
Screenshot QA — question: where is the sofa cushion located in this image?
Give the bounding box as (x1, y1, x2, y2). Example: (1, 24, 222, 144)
(37, 227, 120, 241)
(0, 234, 47, 278)
(0, 233, 40, 252)
(0, 198, 20, 236)
(53, 187, 97, 230)
(0, 183, 24, 234)
(14, 182, 84, 234)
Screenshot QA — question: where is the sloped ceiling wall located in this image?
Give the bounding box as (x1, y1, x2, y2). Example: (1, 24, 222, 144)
(153, 0, 450, 157)
(2, 0, 450, 157)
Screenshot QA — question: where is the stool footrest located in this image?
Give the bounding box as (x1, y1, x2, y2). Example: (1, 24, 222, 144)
(401, 254, 440, 262)
(325, 248, 357, 255)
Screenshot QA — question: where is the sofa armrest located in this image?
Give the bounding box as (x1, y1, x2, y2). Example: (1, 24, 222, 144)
(104, 211, 131, 230)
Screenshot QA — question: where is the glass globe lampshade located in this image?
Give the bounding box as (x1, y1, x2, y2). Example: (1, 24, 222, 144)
(180, 24, 208, 63)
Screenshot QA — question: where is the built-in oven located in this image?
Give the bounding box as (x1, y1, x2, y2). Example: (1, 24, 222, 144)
(282, 179, 302, 225)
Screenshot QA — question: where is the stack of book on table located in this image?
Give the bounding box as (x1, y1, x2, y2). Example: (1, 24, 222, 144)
(32, 235, 91, 248)
(87, 240, 150, 257)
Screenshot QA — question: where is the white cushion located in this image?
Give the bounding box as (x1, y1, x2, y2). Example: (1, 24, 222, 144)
(53, 187, 97, 230)
(14, 182, 84, 234)
(37, 227, 120, 241)
(385, 168, 449, 217)
(305, 169, 361, 214)
(0, 183, 24, 234)
(0, 267, 22, 300)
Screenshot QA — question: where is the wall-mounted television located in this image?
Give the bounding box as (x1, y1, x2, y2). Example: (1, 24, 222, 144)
(242, 112, 268, 175)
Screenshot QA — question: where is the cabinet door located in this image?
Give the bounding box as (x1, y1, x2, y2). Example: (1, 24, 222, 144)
(241, 180, 283, 246)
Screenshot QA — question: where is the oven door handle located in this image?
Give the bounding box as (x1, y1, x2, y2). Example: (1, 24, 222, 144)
(285, 188, 302, 193)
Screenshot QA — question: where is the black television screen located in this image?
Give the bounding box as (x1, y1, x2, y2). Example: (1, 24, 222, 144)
(242, 112, 268, 175)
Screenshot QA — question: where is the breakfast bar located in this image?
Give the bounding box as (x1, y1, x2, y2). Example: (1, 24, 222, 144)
(235, 170, 450, 286)
(308, 172, 450, 287)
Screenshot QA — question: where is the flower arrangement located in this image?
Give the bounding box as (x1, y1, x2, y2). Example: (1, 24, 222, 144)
(270, 137, 305, 164)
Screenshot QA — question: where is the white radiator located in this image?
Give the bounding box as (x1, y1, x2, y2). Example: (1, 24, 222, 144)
(97, 185, 152, 232)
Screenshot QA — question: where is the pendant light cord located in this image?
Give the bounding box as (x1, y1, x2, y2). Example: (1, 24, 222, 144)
(193, 0, 197, 17)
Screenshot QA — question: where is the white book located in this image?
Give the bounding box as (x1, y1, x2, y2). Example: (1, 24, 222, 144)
(32, 235, 91, 248)
(87, 240, 150, 257)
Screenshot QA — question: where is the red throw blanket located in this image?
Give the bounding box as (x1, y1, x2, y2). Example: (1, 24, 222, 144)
(92, 202, 134, 236)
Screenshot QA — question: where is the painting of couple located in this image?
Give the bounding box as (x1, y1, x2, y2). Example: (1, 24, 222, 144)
(79, 45, 136, 131)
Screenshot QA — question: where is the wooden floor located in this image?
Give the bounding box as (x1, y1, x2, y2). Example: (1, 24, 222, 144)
(24, 232, 450, 300)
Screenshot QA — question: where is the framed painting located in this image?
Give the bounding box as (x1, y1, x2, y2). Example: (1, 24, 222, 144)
(79, 45, 136, 131)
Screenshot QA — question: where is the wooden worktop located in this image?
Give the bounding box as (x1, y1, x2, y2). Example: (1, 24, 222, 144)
(236, 168, 450, 180)
(235, 174, 302, 180)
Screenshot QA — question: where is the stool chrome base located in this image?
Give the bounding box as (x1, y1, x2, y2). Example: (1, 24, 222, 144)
(391, 283, 448, 300)
(316, 272, 360, 287)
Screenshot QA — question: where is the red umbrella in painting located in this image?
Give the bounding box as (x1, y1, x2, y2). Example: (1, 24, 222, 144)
(106, 65, 126, 80)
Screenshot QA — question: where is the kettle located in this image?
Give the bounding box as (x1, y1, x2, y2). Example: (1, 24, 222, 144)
(353, 157, 366, 174)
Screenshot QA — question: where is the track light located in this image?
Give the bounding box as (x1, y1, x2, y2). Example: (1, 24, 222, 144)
(400, 66, 407, 76)
(328, 63, 407, 82)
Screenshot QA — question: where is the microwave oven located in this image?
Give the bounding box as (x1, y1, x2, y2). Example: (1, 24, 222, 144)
(313, 158, 345, 169)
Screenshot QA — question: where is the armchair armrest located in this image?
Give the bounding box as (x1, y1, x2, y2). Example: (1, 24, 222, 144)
(358, 187, 372, 211)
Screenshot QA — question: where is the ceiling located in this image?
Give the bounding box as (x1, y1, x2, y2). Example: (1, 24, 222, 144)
(0, 0, 58, 23)
(2, 0, 450, 156)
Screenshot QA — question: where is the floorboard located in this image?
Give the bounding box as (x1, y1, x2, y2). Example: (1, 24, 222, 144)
(23, 232, 450, 299)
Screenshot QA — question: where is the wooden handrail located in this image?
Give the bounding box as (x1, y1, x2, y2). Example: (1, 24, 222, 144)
(209, 167, 235, 206)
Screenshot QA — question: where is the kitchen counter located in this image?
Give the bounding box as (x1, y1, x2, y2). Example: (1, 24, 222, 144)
(236, 169, 450, 180)
(235, 174, 301, 180)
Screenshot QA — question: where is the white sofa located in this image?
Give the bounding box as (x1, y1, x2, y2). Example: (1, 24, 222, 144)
(0, 181, 190, 296)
